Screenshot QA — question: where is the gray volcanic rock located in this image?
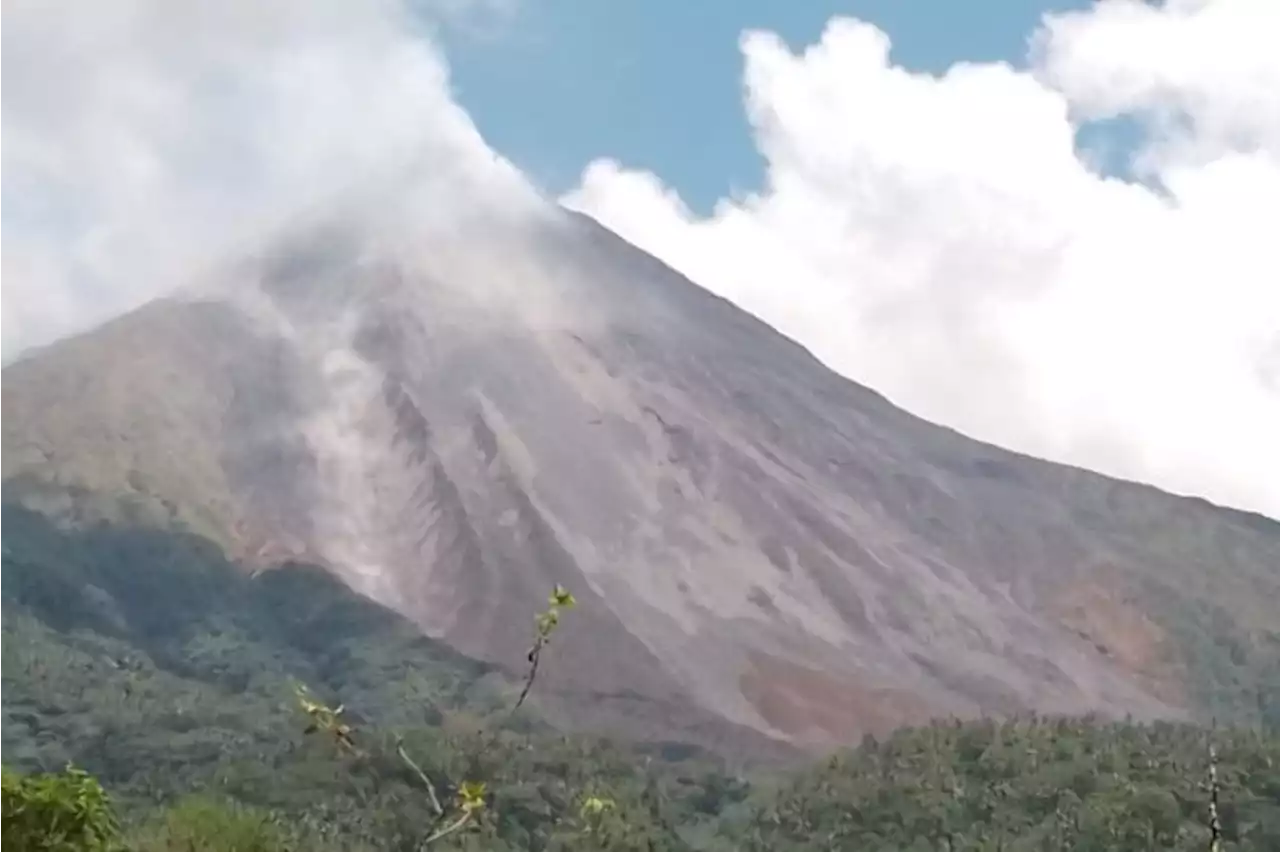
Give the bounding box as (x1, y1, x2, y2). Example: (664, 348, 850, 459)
(4, 200, 1279, 756)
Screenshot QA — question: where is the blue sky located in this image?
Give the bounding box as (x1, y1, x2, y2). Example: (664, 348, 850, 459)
(438, 0, 1095, 213)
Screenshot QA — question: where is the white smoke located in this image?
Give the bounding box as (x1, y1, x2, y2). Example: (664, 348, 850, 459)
(0, 0, 535, 359)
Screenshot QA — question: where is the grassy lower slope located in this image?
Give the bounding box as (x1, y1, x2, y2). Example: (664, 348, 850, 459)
(0, 502, 514, 738)
(0, 504, 740, 849)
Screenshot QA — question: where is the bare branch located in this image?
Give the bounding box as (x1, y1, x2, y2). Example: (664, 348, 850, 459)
(512, 636, 544, 713)
(395, 735, 444, 818)
(420, 810, 473, 848)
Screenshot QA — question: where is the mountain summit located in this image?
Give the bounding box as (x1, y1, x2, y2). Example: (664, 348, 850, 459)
(4, 200, 1278, 754)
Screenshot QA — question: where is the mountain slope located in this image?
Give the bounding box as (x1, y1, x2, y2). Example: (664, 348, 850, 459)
(4, 204, 1278, 753)
(1, 504, 513, 762)
(1, 505, 759, 850)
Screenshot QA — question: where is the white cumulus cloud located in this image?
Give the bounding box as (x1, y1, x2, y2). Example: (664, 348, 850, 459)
(1, 0, 534, 359)
(563, 0, 1280, 519)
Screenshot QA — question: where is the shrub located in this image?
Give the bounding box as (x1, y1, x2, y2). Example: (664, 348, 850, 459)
(1, 765, 123, 852)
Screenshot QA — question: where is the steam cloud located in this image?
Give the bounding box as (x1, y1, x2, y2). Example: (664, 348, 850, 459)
(564, 1, 1280, 519)
(1, 0, 534, 359)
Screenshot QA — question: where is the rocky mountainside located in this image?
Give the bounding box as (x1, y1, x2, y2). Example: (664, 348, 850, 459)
(4, 201, 1278, 756)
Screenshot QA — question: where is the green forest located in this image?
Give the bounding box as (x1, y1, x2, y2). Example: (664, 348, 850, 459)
(3, 505, 1278, 850)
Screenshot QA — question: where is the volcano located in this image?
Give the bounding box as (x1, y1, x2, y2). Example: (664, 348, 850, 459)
(4, 197, 1278, 755)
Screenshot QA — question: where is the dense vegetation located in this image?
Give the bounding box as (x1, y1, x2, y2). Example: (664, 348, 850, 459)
(725, 717, 1279, 851)
(4, 504, 1278, 850)
(0, 505, 742, 849)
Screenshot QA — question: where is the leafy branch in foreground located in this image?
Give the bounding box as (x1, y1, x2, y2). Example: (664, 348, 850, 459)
(296, 686, 357, 755)
(294, 584, 576, 847)
(514, 584, 576, 712)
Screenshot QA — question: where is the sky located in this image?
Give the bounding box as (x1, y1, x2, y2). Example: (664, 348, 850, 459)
(2, 0, 1279, 519)
(439, 0, 1098, 212)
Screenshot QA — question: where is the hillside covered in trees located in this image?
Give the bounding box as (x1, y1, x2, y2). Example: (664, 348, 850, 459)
(7, 713, 1279, 850)
(4, 505, 1278, 850)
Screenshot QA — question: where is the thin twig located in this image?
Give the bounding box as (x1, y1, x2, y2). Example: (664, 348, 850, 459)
(395, 735, 444, 818)
(512, 637, 544, 713)
(420, 811, 473, 849)
(512, 586, 574, 715)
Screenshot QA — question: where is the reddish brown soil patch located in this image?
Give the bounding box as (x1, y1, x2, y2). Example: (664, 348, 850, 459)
(1050, 577, 1186, 705)
(740, 651, 939, 744)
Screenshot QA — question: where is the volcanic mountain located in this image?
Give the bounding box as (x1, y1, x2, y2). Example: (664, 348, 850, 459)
(4, 198, 1278, 755)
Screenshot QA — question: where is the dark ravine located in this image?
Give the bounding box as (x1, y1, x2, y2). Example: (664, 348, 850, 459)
(4, 201, 1279, 758)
